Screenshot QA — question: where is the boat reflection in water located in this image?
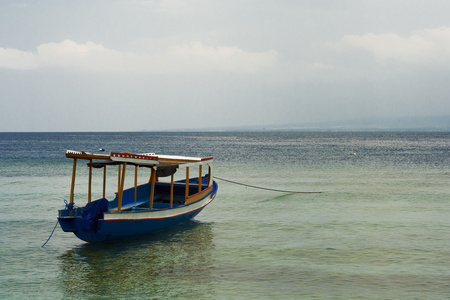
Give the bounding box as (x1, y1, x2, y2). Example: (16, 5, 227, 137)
(58, 220, 215, 298)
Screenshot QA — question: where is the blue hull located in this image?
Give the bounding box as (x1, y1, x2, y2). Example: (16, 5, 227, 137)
(60, 207, 202, 243)
(58, 181, 217, 243)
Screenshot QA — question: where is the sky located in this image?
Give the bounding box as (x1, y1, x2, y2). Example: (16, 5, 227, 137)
(1, 0, 450, 131)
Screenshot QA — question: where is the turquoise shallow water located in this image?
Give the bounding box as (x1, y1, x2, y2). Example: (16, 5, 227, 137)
(0, 132, 449, 299)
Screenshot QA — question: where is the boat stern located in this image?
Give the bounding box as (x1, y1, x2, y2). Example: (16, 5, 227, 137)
(58, 217, 76, 232)
(58, 206, 82, 232)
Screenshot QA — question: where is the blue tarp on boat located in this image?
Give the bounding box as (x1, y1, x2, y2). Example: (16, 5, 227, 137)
(81, 198, 109, 232)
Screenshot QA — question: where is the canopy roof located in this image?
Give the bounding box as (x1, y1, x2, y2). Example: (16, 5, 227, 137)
(66, 150, 213, 169)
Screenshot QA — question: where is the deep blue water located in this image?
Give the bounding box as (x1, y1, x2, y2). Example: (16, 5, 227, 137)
(0, 132, 449, 299)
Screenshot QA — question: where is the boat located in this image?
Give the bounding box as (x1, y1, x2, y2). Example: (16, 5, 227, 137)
(58, 150, 218, 243)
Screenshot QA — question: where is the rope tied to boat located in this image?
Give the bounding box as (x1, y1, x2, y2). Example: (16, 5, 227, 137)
(214, 176, 323, 194)
(42, 220, 59, 247)
(64, 199, 75, 210)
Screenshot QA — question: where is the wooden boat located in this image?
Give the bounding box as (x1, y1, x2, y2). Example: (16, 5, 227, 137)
(58, 150, 218, 243)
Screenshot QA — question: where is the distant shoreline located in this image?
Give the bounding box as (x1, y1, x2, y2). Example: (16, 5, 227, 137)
(2, 116, 449, 133)
(1, 129, 450, 133)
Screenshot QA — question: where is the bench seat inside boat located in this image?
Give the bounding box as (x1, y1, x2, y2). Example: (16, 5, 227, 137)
(114, 195, 163, 211)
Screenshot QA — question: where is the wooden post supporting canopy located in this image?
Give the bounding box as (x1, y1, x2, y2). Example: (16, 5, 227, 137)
(208, 165, 211, 187)
(102, 165, 106, 198)
(69, 158, 77, 205)
(117, 163, 127, 212)
(150, 167, 156, 210)
(134, 165, 138, 202)
(198, 165, 202, 193)
(88, 159, 92, 203)
(185, 167, 190, 202)
(170, 174, 174, 208)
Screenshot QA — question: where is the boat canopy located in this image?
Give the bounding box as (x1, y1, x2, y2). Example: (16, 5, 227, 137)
(65, 150, 214, 208)
(66, 150, 213, 168)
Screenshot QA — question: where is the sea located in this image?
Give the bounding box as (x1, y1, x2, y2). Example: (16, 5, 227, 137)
(0, 132, 449, 299)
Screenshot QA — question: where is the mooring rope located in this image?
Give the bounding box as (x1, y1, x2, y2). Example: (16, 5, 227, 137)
(214, 176, 323, 194)
(42, 220, 59, 248)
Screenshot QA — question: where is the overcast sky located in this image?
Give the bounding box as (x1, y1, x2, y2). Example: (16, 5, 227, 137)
(1, 0, 450, 131)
